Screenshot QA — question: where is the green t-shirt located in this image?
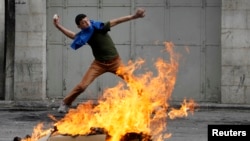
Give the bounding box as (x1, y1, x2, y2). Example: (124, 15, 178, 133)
(87, 22, 119, 61)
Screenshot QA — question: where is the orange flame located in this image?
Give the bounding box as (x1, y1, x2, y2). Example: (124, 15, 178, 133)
(168, 99, 197, 119)
(21, 123, 52, 141)
(22, 42, 198, 141)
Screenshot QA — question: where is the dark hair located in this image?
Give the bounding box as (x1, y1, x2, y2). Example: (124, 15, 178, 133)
(75, 14, 86, 25)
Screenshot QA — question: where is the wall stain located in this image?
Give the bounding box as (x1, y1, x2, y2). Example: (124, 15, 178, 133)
(236, 74, 245, 93)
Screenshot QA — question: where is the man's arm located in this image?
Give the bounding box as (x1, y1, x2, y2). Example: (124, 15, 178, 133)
(110, 8, 145, 27)
(53, 15, 76, 39)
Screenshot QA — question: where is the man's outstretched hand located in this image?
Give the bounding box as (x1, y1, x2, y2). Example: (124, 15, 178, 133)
(133, 8, 146, 19)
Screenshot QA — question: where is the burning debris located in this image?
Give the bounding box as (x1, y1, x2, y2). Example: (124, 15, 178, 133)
(13, 135, 31, 141)
(16, 42, 198, 141)
(120, 132, 152, 141)
(16, 127, 153, 141)
(13, 136, 22, 141)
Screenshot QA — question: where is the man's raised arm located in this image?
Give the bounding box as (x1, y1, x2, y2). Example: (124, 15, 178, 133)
(53, 15, 76, 39)
(109, 8, 145, 27)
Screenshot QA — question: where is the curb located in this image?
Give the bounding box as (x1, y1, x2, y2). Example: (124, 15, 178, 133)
(1, 101, 250, 111)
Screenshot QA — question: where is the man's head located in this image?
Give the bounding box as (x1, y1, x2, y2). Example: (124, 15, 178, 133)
(75, 14, 91, 29)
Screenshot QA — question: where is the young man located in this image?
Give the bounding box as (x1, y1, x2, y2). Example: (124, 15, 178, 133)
(53, 8, 145, 113)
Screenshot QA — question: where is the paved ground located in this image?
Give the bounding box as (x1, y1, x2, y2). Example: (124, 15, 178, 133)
(1, 104, 250, 141)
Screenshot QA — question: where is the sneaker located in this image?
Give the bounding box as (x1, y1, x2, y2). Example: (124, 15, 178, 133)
(58, 102, 69, 113)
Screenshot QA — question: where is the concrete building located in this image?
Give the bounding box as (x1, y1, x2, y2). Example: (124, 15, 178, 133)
(0, 0, 249, 107)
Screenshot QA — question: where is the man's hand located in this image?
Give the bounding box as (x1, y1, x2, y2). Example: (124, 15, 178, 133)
(133, 8, 146, 19)
(52, 14, 76, 39)
(53, 14, 60, 27)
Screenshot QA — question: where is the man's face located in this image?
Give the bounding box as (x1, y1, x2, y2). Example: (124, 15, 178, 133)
(77, 17, 91, 29)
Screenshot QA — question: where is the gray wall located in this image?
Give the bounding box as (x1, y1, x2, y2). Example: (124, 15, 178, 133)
(14, 0, 47, 100)
(0, 1, 4, 99)
(46, 0, 222, 104)
(0, 0, 249, 105)
(221, 0, 250, 104)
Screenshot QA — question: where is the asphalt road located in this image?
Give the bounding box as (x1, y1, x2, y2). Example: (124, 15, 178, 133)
(1, 107, 250, 141)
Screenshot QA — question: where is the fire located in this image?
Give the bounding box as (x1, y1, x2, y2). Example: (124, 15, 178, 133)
(168, 99, 197, 119)
(21, 123, 52, 141)
(22, 42, 197, 141)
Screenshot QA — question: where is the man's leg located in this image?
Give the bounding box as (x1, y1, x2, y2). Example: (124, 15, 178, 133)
(58, 61, 106, 112)
(110, 57, 134, 82)
(112, 58, 140, 89)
